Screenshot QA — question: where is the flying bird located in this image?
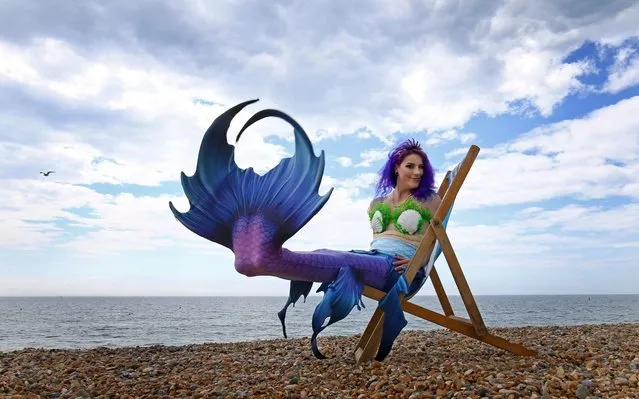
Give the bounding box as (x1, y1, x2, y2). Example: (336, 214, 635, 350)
(40, 171, 55, 176)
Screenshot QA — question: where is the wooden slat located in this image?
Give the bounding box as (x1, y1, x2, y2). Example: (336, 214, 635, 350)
(433, 223, 488, 338)
(436, 171, 452, 199)
(354, 308, 384, 363)
(404, 302, 537, 357)
(431, 146, 479, 227)
(448, 315, 472, 324)
(429, 172, 454, 316)
(428, 267, 454, 316)
(403, 225, 437, 286)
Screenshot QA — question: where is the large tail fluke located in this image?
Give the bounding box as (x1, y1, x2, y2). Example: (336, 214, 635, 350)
(169, 100, 333, 250)
(169, 99, 258, 249)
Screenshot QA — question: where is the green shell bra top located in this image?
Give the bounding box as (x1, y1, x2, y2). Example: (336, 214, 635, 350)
(368, 197, 433, 235)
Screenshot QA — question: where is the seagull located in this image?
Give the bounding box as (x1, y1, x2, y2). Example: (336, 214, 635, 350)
(40, 170, 55, 176)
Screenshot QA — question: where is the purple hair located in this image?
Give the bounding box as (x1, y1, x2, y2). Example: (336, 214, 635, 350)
(374, 138, 436, 201)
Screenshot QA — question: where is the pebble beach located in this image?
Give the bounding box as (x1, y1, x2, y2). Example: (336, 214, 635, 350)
(1, 323, 638, 398)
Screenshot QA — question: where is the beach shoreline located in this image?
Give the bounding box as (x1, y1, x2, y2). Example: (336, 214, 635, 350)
(1, 323, 638, 398)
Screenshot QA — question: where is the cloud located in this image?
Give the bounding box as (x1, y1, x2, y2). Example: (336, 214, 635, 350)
(0, 169, 379, 256)
(286, 187, 373, 251)
(603, 42, 639, 93)
(445, 147, 472, 159)
(1, 1, 638, 192)
(8, 93, 629, 260)
(497, 49, 592, 116)
(335, 156, 353, 167)
(521, 203, 639, 233)
(2, 0, 638, 148)
(0, 179, 226, 256)
(0, 179, 104, 250)
(424, 129, 478, 147)
(445, 202, 639, 276)
(355, 150, 388, 167)
(447, 95, 639, 209)
(7, 95, 637, 257)
(459, 133, 477, 144)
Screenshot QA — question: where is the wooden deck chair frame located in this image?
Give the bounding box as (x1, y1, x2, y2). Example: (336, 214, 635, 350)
(354, 144, 537, 363)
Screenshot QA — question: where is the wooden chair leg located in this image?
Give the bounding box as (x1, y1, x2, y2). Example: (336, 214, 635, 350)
(433, 222, 488, 337)
(354, 308, 385, 364)
(429, 266, 454, 316)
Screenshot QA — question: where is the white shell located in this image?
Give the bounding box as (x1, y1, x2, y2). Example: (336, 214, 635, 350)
(396, 209, 421, 234)
(370, 210, 384, 233)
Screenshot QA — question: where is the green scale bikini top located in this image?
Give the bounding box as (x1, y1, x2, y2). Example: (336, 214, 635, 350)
(368, 197, 433, 235)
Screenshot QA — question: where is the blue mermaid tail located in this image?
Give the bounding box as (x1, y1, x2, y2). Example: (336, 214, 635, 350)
(170, 100, 412, 360)
(169, 99, 333, 250)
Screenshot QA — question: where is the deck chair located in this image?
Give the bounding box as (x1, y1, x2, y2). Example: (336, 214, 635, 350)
(354, 144, 537, 363)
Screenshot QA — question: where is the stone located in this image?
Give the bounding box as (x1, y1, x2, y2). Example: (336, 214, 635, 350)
(575, 384, 589, 399)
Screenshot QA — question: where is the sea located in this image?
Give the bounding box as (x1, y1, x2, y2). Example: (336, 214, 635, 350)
(1, 295, 638, 352)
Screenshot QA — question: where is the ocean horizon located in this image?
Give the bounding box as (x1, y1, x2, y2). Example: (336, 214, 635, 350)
(2, 294, 638, 352)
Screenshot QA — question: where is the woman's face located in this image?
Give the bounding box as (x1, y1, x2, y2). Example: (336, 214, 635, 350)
(395, 153, 424, 191)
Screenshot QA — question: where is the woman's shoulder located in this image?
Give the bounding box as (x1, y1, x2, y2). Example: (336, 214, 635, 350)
(424, 191, 442, 205)
(414, 191, 441, 215)
(368, 195, 390, 211)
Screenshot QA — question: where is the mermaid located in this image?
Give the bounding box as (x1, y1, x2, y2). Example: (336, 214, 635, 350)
(169, 99, 441, 361)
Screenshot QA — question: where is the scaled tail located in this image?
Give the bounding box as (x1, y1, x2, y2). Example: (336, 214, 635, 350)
(169, 99, 334, 250)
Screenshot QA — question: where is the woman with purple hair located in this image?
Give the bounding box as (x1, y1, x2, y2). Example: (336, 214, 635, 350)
(368, 138, 442, 275)
(170, 100, 441, 361)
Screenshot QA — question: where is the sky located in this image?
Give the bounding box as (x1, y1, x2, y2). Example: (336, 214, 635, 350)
(1, 0, 638, 297)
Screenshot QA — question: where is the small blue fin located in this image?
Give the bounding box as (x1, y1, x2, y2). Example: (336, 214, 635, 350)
(277, 280, 314, 338)
(311, 267, 365, 359)
(375, 275, 410, 361)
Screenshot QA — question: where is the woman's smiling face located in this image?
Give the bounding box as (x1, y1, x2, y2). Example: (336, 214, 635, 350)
(395, 153, 424, 191)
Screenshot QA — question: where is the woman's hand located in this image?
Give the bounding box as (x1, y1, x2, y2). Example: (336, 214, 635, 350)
(392, 255, 411, 274)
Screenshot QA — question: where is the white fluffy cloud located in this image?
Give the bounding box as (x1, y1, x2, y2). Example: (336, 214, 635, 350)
(0, 178, 227, 256)
(450, 203, 639, 255)
(335, 156, 353, 167)
(355, 150, 388, 167)
(447, 95, 639, 210)
(603, 43, 639, 93)
(2, 1, 638, 149)
(0, 37, 296, 187)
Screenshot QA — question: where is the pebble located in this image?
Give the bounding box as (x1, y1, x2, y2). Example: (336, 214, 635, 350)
(575, 383, 590, 399)
(1, 323, 638, 397)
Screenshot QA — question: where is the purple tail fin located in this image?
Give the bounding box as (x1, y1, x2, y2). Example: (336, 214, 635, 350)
(169, 99, 333, 250)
